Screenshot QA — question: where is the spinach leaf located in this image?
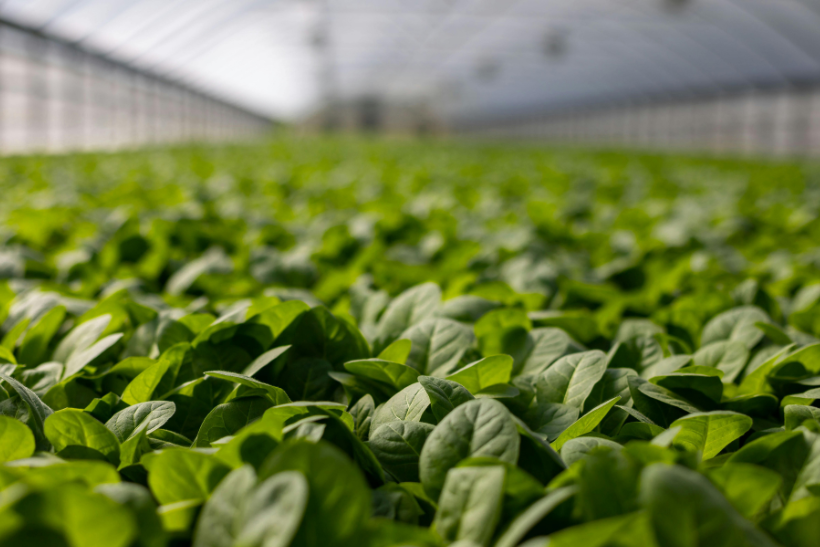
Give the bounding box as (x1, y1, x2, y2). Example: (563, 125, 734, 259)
(419, 399, 519, 499)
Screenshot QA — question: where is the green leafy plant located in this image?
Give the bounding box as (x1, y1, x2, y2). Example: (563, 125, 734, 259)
(0, 138, 817, 546)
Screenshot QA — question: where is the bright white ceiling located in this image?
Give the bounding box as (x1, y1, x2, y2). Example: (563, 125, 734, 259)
(2, 0, 820, 122)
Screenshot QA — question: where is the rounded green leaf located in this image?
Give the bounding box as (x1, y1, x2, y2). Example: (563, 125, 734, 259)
(193, 465, 257, 547)
(401, 318, 475, 376)
(560, 437, 623, 467)
(494, 487, 576, 547)
(785, 405, 820, 430)
(376, 339, 413, 364)
(105, 401, 176, 443)
(627, 375, 699, 428)
(259, 440, 371, 547)
(523, 402, 579, 442)
(142, 448, 231, 505)
(649, 373, 723, 408)
(5, 484, 137, 547)
(369, 421, 435, 482)
(234, 471, 309, 547)
(418, 375, 474, 422)
(419, 399, 520, 499)
(44, 408, 121, 464)
(0, 372, 54, 450)
(670, 411, 753, 460)
(205, 370, 291, 404)
(692, 341, 749, 383)
(514, 328, 584, 377)
(551, 397, 619, 451)
(52, 314, 112, 365)
(374, 283, 441, 353)
(474, 308, 531, 357)
(241, 345, 291, 378)
(96, 482, 166, 547)
(193, 397, 274, 448)
(343, 359, 420, 391)
(63, 333, 124, 380)
(20, 460, 121, 489)
(701, 306, 770, 349)
(445, 355, 513, 395)
(369, 383, 430, 437)
(529, 311, 599, 344)
(19, 305, 66, 366)
(535, 350, 607, 410)
(708, 463, 782, 519)
(433, 465, 506, 545)
(121, 343, 190, 405)
(0, 416, 35, 462)
(641, 463, 777, 547)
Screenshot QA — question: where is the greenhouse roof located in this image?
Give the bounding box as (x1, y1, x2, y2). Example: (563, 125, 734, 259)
(3, 0, 820, 121)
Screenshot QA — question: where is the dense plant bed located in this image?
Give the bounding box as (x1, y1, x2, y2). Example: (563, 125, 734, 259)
(0, 139, 818, 546)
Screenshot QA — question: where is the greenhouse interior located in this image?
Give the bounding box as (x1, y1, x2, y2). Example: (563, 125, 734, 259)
(1, 1, 820, 546)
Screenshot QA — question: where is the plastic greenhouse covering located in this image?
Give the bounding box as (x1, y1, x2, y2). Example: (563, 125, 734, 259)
(2, 0, 820, 121)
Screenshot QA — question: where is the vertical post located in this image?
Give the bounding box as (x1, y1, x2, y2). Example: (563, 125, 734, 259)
(762, 92, 777, 156)
(740, 90, 754, 157)
(81, 49, 91, 150)
(152, 78, 160, 145)
(142, 73, 149, 147)
(101, 59, 113, 149)
(159, 82, 166, 144)
(139, 73, 147, 147)
(117, 67, 126, 148)
(668, 102, 678, 150)
(204, 97, 210, 141)
(786, 90, 811, 157)
(131, 70, 140, 148)
(708, 96, 720, 155)
(182, 89, 189, 142)
(88, 55, 98, 149)
(114, 64, 124, 148)
(810, 88, 820, 157)
(176, 87, 182, 142)
(0, 22, 6, 155)
(62, 46, 76, 150)
(199, 95, 206, 141)
(151, 76, 158, 145)
(773, 90, 788, 157)
(26, 32, 45, 150)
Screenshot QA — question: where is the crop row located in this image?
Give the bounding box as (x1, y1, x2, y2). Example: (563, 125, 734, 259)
(0, 141, 818, 546)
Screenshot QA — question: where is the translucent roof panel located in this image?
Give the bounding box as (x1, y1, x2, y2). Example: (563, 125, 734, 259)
(3, 0, 820, 122)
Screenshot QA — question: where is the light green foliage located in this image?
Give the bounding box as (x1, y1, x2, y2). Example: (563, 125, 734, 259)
(433, 465, 505, 546)
(45, 408, 122, 464)
(105, 401, 176, 442)
(551, 397, 620, 451)
(0, 415, 35, 461)
(369, 421, 434, 482)
(0, 139, 816, 546)
(445, 355, 513, 395)
(670, 411, 753, 460)
(419, 399, 519, 499)
(142, 449, 231, 505)
(535, 351, 608, 410)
